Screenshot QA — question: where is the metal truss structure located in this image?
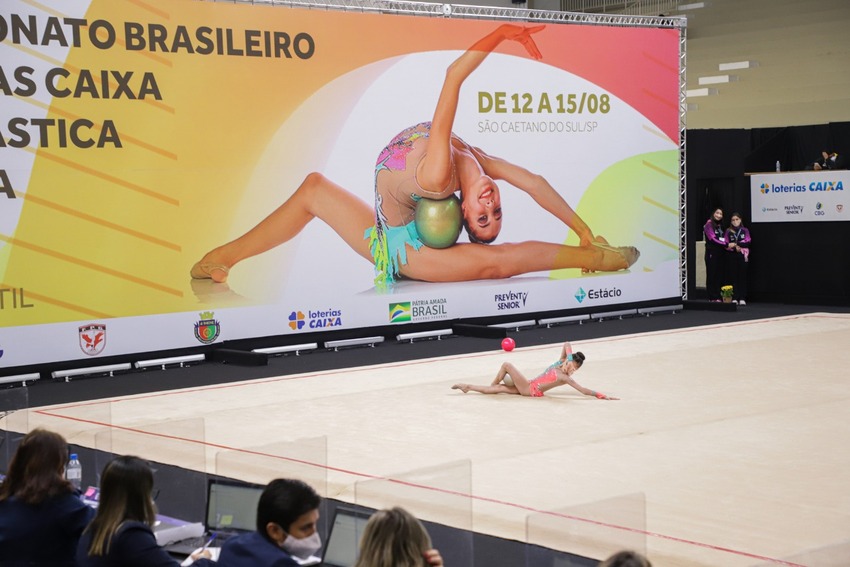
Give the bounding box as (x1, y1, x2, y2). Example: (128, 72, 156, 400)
(677, 23, 687, 299)
(560, 0, 681, 17)
(208, 0, 689, 299)
(213, 0, 685, 27)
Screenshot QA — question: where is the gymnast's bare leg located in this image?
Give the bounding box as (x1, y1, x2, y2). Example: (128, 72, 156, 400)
(452, 362, 531, 396)
(191, 173, 373, 282)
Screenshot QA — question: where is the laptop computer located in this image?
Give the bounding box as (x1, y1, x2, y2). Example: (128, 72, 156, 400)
(166, 479, 264, 556)
(320, 506, 370, 567)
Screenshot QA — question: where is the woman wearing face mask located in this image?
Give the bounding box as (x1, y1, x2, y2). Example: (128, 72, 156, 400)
(214, 478, 322, 567)
(77, 455, 212, 567)
(723, 212, 751, 305)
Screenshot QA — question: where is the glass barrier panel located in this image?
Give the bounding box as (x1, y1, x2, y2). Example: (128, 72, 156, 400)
(94, 414, 208, 523)
(214, 436, 329, 555)
(751, 538, 850, 567)
(354, 459, 474, 566)
(0, 388, 28, 473)
(526, 492, 647, 566)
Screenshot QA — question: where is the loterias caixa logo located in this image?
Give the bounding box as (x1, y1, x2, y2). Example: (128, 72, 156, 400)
(79, 323, 107, 356)
(194, 311, 221, 344)
(288, 309, 342, 331)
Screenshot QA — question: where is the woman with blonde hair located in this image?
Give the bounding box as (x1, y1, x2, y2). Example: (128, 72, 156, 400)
(0, 428, 95, 566)
(355, 507, 443, 567)
(76, 455, 211, 566)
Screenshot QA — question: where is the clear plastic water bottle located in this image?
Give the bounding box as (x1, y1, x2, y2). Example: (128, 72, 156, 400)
(775, 160, 781, 172)
(66, 453, 82, 490)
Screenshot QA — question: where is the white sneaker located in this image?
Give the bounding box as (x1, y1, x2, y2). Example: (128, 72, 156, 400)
(732, 300, 738, 305)
(738, 300, 746, 306)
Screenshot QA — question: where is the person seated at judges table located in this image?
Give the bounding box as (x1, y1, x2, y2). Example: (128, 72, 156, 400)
(212, 478, 323, 567)
(76, 455, 213, 567)
(0, 428, 96, 567)
(598, 549, 652, 567)
(812, 150, 843, 170)
(354, 506, 443, 567)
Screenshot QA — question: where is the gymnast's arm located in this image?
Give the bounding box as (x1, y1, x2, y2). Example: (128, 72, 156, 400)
(552, 374, 618, 400)
(467, 144, 595, 246)
(558, 340, 574, 363)
(419, 24, 544, 194)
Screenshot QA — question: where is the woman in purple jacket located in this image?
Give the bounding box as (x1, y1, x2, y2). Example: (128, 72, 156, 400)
(724, 212, 751, 305)
(703, 207, 726, 301)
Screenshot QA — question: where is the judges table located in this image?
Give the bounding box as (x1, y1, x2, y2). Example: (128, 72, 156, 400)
(748, 169, 847, 223)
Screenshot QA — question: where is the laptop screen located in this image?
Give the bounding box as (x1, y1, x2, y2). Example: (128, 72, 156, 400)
(321, 507, 370, 567)
(206, 480, 264, 534)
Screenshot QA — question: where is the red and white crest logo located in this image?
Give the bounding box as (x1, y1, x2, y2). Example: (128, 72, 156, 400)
(79, 324, 107, 356)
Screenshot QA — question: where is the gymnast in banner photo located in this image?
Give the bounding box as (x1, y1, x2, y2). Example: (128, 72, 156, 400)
(191, 24, 639, 288)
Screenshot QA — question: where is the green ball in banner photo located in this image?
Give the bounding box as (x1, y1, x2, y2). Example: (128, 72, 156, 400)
(414, 195, 463, 249)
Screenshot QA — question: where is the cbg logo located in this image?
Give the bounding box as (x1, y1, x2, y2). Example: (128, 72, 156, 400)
(288, 311, 305, 330)
(815, 202, 825, 216)
(389, 302, 411, 323)
(574, 288, 587, 303)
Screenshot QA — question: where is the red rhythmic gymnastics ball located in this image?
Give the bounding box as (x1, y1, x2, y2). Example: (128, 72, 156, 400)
(501, 337, 516, 352)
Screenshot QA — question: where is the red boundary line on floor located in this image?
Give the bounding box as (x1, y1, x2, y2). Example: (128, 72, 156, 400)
(29, 411, 808, 566)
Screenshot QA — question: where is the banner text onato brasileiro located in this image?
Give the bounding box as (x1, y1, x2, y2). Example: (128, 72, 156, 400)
(0, 14, 315, 152)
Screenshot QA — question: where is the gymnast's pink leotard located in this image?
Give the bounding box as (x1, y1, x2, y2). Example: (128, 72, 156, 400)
(528, 368, 559, 397)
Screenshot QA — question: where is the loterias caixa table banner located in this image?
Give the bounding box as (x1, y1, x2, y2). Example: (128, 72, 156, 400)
(0, 0, 681, 368)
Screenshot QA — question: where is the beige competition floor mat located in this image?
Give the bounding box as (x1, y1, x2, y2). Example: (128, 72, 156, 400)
(8, 313, 850, 566)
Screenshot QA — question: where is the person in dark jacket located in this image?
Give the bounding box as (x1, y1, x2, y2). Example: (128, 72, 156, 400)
(76, 455, 212, 567)
(703, 207, 726, 301)
(813, 150, 842, 170)
(214, 478, 322, 567)
(0, 428, 96, 566)
(723, 212, 752, 305)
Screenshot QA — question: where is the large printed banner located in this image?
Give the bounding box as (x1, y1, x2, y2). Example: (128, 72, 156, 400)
(750, 171, 848, 223)
(0, 0, 681, 368)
